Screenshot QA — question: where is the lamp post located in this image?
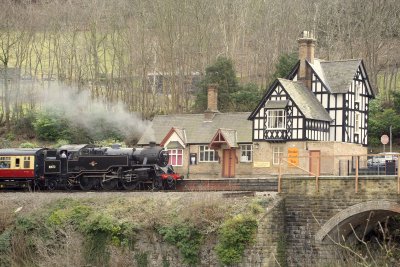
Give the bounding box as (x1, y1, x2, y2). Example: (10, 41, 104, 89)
(390, 125, 392, 153)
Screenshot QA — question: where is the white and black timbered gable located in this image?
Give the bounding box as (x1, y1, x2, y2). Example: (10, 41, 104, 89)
(249, 78, 332, 143)
(306, 59, 374, 146)
(250, 58, 374, 146)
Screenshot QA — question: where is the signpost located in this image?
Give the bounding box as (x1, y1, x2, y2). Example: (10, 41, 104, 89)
(287, 147, 299, 167)
(381, 134, 389, 152)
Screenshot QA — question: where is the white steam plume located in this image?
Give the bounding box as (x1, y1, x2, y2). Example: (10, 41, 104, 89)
(40, 84, 155, 143)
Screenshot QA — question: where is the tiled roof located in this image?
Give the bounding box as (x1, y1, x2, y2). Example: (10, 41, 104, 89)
(315, 59, 361, 93)
(278, 78, 332, 122)
(219, 128, 238, 148)
(138, 112, 252, 145)
(265, 100, 289, 109)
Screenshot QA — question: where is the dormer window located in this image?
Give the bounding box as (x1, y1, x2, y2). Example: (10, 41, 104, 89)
(267, 109, 286, 129)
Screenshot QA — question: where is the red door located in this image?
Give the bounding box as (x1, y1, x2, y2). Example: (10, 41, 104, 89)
(223, 149, 236, 178)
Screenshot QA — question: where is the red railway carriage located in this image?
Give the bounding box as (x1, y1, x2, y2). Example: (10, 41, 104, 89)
(0, 148, 47, 188)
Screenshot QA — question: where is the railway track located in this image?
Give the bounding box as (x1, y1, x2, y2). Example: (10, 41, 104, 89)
(0, 178, 278, 192)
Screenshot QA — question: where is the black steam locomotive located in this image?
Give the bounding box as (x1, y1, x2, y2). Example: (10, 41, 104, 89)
(0, 142, 183, 191)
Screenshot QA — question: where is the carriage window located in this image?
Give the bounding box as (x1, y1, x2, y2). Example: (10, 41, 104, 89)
(24, 156, 30, 168)
(0, 157, 11, 168)
(15, 158, 20, 167)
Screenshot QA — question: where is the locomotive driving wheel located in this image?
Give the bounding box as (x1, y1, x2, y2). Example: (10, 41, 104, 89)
(79, 176, 95, 191)
(63, 178, 74, 190)
(100, 178, 118, 190)
(121, 174, 140, 190)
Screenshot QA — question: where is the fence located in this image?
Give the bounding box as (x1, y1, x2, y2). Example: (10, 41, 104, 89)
(277, 153, 400, 194)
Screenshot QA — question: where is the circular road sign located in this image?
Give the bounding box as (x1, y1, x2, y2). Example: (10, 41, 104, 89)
(381, 134, 389, 145)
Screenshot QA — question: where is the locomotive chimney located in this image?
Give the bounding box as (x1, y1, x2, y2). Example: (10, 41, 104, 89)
(298, 31, 316, 90)
(149, 141, 156, 147)
(204, 84, 219, 121)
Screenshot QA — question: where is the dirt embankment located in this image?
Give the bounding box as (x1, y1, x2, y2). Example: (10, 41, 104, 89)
(0, 191, 278, 267)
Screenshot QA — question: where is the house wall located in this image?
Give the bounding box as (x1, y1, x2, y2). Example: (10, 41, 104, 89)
(252, 141, 368, 176)
(172, 145, 220, 179)
(171, 144, 266, 179)
(168, 142, 367, 179)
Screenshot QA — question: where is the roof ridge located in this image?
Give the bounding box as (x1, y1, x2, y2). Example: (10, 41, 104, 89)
(318, 58, 362, 63)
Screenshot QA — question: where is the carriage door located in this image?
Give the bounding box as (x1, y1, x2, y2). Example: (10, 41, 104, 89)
(222, 149, 236, 178)
(309, 150, 320, 176)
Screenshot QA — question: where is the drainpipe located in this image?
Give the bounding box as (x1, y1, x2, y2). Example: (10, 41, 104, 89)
(187, 145, 190, 179)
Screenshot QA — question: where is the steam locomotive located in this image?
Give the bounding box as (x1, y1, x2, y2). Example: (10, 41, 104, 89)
(0, 142, 183, 191)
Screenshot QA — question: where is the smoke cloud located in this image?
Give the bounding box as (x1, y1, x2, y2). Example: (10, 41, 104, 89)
(39, 83, 155, 144)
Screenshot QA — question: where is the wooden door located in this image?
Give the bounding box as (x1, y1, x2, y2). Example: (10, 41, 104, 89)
(223, 149, 236, 178)
(309, 150, 320, 176)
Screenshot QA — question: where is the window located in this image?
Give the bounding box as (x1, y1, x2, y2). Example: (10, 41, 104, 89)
(15, 158, 20, 168)
(24, 156, 30, 168)
(272, 146, 284, 165)
(240, 144, 253, 162)
(355, 113, 360, 134)
(168, 149, 183, 166)
(267, 109, 286, 129)
(355, 83, 361, 102)
(199, 145, 219, 162)
(0, 157, 11, 168)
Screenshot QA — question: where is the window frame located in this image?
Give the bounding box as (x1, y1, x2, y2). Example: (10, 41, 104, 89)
(266, 109, 286, 130)
(23, 156, 30, 169)
(168, 149, 183, 166)
(0, 156, 11, 168)
(199, 145, 219, 162)
(355, 113, 360, 134)
(272, 146, 284, 165)
(355, 83, 361, 103)
(239, 144, 253, 162)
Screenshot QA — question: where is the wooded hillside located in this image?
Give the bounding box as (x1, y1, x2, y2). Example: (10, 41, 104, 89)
(0, 0, 399, 142)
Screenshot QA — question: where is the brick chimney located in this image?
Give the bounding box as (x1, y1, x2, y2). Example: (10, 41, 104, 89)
(297, 31, 316, 89)
(204, 84, 219, 121)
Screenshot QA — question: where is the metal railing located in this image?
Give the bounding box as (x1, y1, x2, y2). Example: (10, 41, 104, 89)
(277, 153, 400, 194)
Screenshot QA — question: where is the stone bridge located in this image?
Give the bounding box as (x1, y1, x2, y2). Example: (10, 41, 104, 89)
(278, 176, 400, 266)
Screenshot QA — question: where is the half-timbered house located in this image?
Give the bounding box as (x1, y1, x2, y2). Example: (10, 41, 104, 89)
(249, 31, 374, 175)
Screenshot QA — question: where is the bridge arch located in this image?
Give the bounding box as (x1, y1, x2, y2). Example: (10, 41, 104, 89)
(315, 200, 400, 243)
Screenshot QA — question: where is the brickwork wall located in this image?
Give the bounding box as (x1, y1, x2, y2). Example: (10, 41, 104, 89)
(241, 196, 285, 267)
(280, 176, 400, 266)
(252, 141, 368, 176)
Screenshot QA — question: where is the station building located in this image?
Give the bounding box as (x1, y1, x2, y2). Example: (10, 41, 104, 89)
(138, 31, 374, 178)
